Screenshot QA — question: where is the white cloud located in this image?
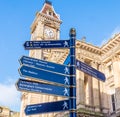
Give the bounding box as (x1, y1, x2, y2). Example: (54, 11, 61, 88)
(0, 79, 21, 112)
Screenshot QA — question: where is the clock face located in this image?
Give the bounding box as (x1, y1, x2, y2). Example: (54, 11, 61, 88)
(44, 28, 54, 38)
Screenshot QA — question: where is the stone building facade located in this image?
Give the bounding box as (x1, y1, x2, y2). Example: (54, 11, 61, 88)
(20, 1, 120, 117)
(0, 106, 20, 117)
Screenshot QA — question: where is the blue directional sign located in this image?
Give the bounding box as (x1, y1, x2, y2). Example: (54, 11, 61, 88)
(63, 54, 70, 65)
(19, 56, 70, 75)
(16, 79, 69, 97)
(25, 100, 70, 115)
(24, 40, 70, 49)
(19, 65, 70, 86)
(76, 59, 106, 82)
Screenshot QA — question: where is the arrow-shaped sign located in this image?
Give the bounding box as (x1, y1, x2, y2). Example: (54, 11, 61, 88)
(19, 65, 70, 86)
(25, 100, 70, 115)
(16, 79, 69, 97)
(24, 40, 70, 49)
(76, 59, 106, 82)
(19, 56, 70, 75)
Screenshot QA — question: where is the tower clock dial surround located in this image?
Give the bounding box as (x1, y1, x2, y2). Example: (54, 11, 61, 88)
(44, 28, 55, 38)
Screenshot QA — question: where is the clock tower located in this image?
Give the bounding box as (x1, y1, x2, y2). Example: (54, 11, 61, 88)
(30, 0, 62, 41)
(20, 1, 62, 117)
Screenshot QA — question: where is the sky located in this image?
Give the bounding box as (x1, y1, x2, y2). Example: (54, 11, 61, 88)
(0, 0, 120, 112)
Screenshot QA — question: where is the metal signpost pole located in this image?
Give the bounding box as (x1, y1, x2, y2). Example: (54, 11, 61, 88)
(69, 28, 76, 117)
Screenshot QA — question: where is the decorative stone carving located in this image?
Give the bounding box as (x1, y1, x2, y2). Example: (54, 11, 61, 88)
(112, 54, 120, 62)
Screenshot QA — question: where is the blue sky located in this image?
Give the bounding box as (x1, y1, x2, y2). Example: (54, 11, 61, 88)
(0, 0, 120, 112)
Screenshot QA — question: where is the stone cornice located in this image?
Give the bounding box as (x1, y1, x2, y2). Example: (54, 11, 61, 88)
(101, 33, 120, 54)
(112, 54, 120, 62)
(76, 40, 101, 55)
(31, 12, 62, 33)
(102, 43, 120, 62)
(40, 13, 62, 23)
(76, 33, 120, 56)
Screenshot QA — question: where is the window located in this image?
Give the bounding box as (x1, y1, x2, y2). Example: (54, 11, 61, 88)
(49, 11, 52, 15)
(108, 64, 112, 72)
(111, 94, 116, 111)
(107, 64, 112, 77)
(46, 9, 53, 16)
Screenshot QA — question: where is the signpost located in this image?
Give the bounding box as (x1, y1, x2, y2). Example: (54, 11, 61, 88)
(17, 27, 106, 117)
(24, 40, 70, 49)
(16, 78, 69, 97)
(25, 100, 70, 115)
(17, 28, 77, 117)
(76, 59, 105, 82)
(19, 55, 70, 75)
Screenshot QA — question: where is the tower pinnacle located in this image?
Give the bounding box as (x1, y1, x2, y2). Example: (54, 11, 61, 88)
(44, 0, 52, 5)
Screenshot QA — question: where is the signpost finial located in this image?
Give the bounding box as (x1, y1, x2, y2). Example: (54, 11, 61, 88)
(69, 28, 76, 37)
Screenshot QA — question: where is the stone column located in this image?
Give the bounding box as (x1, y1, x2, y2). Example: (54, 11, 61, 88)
(76, 70, 85, 107)
(99, 63, 109, 114)
(112, 55, 120, 116)
(76, 57, 85, 109)
(91, 61, 100, 112)
(87, 74, 93, 105)
(20, 93, 27, 117)
(35, 21, 45, 60)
